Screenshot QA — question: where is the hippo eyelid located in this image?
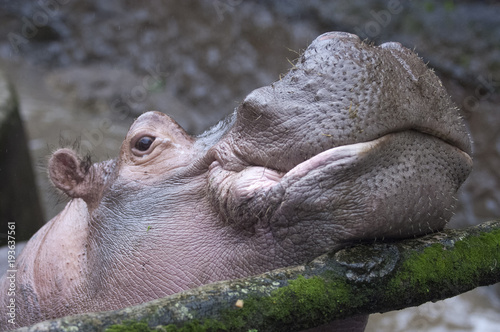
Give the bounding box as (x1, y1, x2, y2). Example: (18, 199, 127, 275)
(130, 132, 175, 158)
(158, 137, 172, 144)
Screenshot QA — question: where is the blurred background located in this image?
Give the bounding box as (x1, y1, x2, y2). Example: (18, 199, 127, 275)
(0, 0, 498, 330)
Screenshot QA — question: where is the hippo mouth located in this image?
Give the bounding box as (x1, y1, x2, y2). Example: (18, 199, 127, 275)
(299, 129, 470, 176)
(226, 129, 472, 199)
(208, 128, 472, 243)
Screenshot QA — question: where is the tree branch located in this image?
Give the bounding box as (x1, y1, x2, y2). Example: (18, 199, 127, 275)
(17, 220, 500, 332)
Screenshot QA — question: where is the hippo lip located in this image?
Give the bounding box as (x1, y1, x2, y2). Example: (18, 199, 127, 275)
(239, 128, 472, 190)
(282, 139, 376, 179)
(284, 130, 471, 179)
(402, 125, 471, 157)
(208, 127, 473, 243)
(266, 126, 470, 177)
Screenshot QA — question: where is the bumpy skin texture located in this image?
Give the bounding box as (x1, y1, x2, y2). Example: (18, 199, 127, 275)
(0, 32, 472, 331)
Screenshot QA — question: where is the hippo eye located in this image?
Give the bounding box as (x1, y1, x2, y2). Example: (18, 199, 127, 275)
(135, 136, 155, 152)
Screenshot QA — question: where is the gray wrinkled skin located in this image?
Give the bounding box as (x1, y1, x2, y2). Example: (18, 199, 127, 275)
(0, 32, 472, 331)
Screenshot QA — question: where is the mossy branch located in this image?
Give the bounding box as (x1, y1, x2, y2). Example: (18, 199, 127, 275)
(17, 220, 500, 332)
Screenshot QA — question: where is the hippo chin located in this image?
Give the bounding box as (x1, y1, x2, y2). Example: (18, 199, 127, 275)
(0, 32, 472, 331)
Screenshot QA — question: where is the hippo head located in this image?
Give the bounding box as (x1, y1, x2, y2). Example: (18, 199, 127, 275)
(2, 32, 472, 328)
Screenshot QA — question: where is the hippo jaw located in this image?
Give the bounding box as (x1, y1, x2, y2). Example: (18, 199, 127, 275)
(208, 130, 471, 255)
(206, 32, 472, 255)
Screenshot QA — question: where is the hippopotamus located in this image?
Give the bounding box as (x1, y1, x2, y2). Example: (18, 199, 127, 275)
(0, 32, 472, 331)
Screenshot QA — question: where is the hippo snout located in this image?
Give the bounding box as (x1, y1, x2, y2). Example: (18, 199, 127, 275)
(208, 31, 472, 248)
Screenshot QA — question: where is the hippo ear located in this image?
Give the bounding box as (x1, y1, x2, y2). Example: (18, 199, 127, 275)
(49, 148, 92, 200)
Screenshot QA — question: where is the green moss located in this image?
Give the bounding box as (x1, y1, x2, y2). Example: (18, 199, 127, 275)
(106, 275, 363, 332)
(268, 276, 350, 322)
(106, 321, 153, 332)
(196, 274, 365, 331)
(389, 229, 500, 299)
(106, 319, 227, 332)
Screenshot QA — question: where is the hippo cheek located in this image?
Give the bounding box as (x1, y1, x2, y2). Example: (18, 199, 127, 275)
(209, 130, 472, 255)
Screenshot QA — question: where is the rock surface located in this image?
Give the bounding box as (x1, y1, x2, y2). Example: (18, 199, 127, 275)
(0, 70, 43, 246)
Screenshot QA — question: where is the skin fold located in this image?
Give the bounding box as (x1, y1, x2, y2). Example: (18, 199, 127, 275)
(0, 32, 472, 331)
